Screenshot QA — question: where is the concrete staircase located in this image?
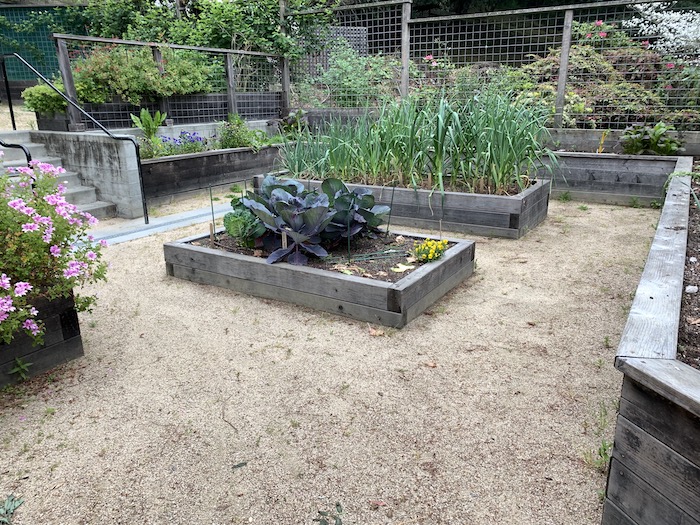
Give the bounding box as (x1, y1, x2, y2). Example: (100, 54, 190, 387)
(0, 131, 116, 219)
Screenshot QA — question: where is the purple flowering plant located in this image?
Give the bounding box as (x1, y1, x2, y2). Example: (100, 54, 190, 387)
(0, 154, 107, 345)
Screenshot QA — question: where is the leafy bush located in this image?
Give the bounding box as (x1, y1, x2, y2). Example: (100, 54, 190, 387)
(620, 122, 685, 155)
(215, 115, 266, 150)
(20, 82, 67, 115)
(0, 158, 107, 345)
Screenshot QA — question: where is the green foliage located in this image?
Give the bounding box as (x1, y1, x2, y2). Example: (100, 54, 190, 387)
(313, 502, 343, 525)
(0, 494, 24, 525)
(223, 199, 266, 248)
(620, 122, 685, 155)
(281, 95, 555, 195)
(20, 83, 67, 116)
(239, 175, 389, 265)
(215, 115, 266, 150)
(310, 39, 398, 108)
(73, 46, 213, 105)
(8, 358, 32, 382)
(572, 19, 636, 49)
(131, 109, 167, 141)
(583, 439, 613, 473)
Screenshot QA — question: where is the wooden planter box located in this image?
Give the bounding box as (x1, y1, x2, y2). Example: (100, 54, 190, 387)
(164, 231, 475, 328)
(255, 177, 551, 239)
(540, 152, 693, 206)
(142, 145, 282, 202)
(0, 293, 83, 387)
(35, 113, 70, 132)
(602, 175, 700, 525)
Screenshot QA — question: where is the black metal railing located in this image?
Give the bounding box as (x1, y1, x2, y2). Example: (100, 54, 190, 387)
(0, 53, 150, 223)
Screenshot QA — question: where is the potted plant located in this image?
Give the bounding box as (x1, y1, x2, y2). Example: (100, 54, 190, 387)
(20, 82, 70, 131)
(0, 155, 108, 386)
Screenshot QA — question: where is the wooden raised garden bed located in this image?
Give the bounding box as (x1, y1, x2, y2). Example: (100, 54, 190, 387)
(0, 293, 83, 387)
(142, 145, 281, 202)
(255, 177, 551, 239)
(541, 152, 693, 206)
(601, 175, 700, 525)
(163, 231, 475, 328)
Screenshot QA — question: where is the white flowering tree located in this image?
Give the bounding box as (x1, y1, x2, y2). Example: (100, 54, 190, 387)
(623, 2, 700, 60)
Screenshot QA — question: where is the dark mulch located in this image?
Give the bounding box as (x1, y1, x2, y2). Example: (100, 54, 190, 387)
(678, 177, 700, 370)
(196, 232, 449, 284)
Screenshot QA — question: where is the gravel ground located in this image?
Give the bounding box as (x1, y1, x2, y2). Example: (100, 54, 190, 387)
(0, 199, 659, 525)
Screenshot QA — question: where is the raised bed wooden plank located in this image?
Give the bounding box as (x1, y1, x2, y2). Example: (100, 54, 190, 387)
(551, 179, 663, 196)
(403, 259, 475, 324)
(601, 499, 637, 525)
(606, 458, 700, 525)
(616, 176, 690, 359)
(549, 190, 659, 206)
(143, 146, 280, 199)
(164, 231, 475, 328)
(269, 177, 550, 238)
(612, 415, 700, 519)
(168, 264, 406, 327)
(387, 216, 520, 239)
(393, 241, 475, 312)
(164, 242, 392, 311)
(386, 203, 512, 228)
(616, 357, 700, 420)
(619, 377, 700, 467)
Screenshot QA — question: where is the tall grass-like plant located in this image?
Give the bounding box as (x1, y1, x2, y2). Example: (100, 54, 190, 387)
(279, 94, 555, 195)
(458, 93, 556, 194)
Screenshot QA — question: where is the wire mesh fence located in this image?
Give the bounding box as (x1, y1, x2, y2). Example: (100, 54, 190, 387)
(50, 38, 283, 128)
(289, 0, 700, 130)
(288, 1, 404, 109)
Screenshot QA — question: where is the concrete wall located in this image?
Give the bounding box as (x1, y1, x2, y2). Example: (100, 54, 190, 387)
(33, 131, 144, 219)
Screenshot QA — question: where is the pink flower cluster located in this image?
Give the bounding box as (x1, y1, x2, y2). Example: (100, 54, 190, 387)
(0, 273, 36, 327)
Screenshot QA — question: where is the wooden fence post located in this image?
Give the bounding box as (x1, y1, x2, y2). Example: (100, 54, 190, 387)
(401, 0, 412, 99)
(554, 9, 574, 129)
(225, 53, 238, 116)
(280, 0, 291, 117)
(151, 46, 170, 119)
(55, 38, 85, 132)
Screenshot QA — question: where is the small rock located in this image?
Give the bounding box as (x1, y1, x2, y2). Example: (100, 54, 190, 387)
(691, 257, 698, 263)
(686, 285, 699, 294)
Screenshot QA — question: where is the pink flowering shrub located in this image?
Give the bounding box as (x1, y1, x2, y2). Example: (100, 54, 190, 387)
(0, 155, 107, 345)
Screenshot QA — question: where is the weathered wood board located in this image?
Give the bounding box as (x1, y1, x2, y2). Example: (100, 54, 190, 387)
(257, 177, 551, 239)
(164, 231, 475, 328)
(539, 152, 691, 205)
(142, 146, 281, 200)
(603, 174, 700, 525)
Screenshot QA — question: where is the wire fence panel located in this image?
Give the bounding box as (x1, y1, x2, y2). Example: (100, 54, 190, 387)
(289, 2, 404, 109)
(57, 39, 282, 128)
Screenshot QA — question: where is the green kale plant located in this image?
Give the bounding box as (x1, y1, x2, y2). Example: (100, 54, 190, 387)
(620, 122, 685, 155)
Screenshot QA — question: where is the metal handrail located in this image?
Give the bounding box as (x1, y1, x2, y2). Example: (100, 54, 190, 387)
(0, 52, 150, 223)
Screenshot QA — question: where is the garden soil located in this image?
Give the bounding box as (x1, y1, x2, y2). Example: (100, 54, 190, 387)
(0, 199, 660, 525)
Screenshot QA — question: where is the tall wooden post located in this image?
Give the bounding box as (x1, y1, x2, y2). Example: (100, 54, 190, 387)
(401, 0, 412, 99)
(554, 9, 574, 129)
(279, 0, 291, 117)
(55, 38, 85, 131)
(151, 46, 170, 118)
(225, 53, 238, 117)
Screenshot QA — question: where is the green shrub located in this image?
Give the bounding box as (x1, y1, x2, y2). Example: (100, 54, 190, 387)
(215, 115, 266, 150)
(20, 83, 67, 115)
(620, 122, 685, 155)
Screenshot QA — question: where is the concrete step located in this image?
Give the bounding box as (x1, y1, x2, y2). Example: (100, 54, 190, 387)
(58, 172, 83, 188)
(0, 143, 49, 162)
(3, 155, 64, 169)
(78, 200, 117, 220)
(64, 185, 98, 206)
(0, 131, 32, 144)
